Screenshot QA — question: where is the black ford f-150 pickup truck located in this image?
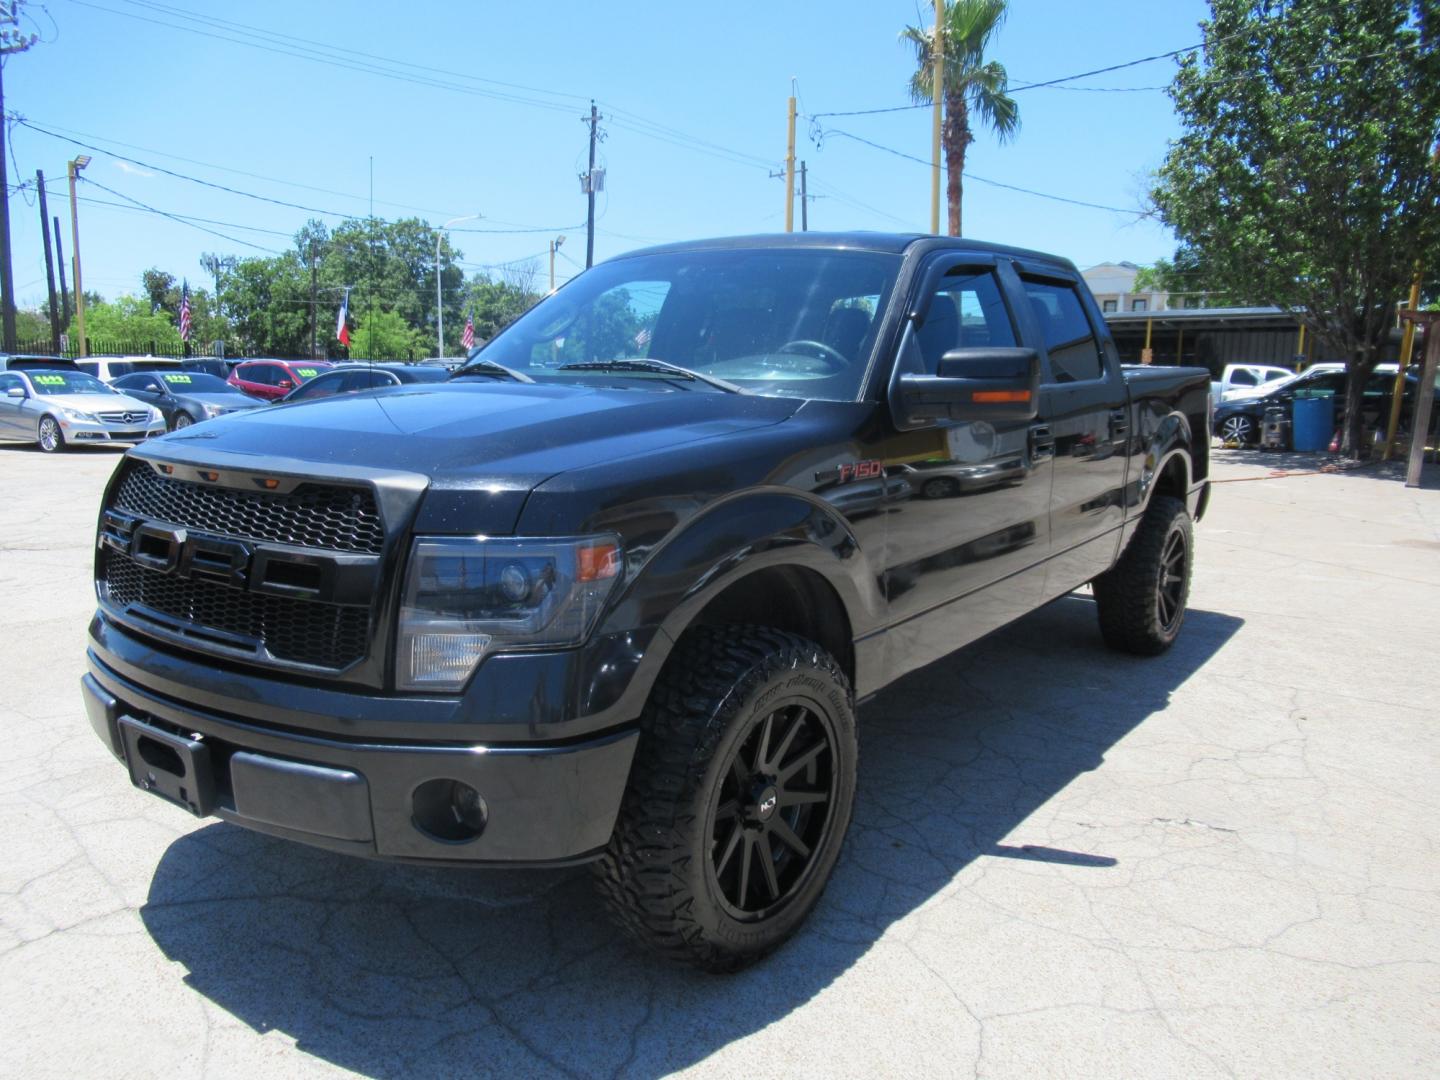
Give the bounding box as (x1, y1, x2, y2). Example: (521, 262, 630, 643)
(83, 233, 1211, 970)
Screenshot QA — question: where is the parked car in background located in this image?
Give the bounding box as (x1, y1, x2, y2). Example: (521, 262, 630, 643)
(180, 358, 236, 379)
(227, 359, 333, 401)
(1210, 362, 1293, 403)
(1213, 362, 1407, 444)
(276, 363, 450, 404)
(111, 371, 266, 430)
(415, 356, 466, 371)
(0, 367, 164, 452)
(75, 356, 183, 383)
(0, 354, 76, 373)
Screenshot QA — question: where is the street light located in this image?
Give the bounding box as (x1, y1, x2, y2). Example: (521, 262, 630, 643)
(549, 235, 566, 294)
(436, 214, 480, 357)
(67, 155, 92, 357)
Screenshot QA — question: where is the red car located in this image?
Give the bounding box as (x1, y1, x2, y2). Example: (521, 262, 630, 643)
(227, 360, 333, 401)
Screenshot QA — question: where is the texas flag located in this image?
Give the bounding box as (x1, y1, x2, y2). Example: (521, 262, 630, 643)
(335, 290, 351, 347)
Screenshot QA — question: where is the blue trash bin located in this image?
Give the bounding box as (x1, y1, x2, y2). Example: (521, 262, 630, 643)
(1292, 393, 1335, 452)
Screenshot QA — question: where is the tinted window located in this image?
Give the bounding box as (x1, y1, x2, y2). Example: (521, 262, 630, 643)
(1231, 369, 1258, 386)
(1021, 279, 1104, 383)
(241, 364, 278, 386)
(913, 269, 1016, 374)
(112, 374, 160, 392)
(288, 373, 342, 400)
(0, 373, 22, 393)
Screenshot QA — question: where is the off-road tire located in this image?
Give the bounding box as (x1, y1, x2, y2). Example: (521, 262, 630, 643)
(593, 625, 857, 972)
(1093, 495, 1192, 656)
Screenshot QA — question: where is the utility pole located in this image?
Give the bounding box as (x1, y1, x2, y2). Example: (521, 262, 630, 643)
(0, 3, 38, 352)
(549, 235, 565, 293)
(67, 155, 91, 356)
(799, 161, 808, 232)
(36, 170, 58, 351)
(582, 101, 603, 269)
(930, 0, 944, 235)
(52, 215, 68, 328)
(309, 240, 318, 360)
(784, 93, 797, 233)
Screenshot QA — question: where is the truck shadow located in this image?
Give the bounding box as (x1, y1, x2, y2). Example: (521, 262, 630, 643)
(139, 596, 1242, 1078)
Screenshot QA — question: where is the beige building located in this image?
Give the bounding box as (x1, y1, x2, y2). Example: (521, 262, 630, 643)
(1081, 261, 1169, 315)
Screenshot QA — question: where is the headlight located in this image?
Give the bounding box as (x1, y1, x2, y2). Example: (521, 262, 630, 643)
(397, 535, 622, 692)
(59, 406, 95, 422)
(148, 407, 164, 423)
(201, 403, 224, 418)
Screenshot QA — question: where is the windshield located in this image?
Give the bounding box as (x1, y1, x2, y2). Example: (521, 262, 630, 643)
(467, 248, 902, 400)
(28, 371, 116, 396)
(158, 372, 232, 392)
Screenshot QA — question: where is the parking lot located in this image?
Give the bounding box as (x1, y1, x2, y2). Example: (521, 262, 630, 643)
(1, 442, 1436, 1079)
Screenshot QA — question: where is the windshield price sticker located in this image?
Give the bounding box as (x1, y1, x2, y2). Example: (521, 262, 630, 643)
(162, 373, 193, 384)
(33, 375, 66, 386)
(297, 368, 318, 377)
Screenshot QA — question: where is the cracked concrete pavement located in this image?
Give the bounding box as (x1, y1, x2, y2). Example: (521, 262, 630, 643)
(0, 441, 1436, 1078)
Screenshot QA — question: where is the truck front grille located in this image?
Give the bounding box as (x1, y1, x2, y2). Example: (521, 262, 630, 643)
(113, 464, 385, 555)
(102, 549, 369, 670)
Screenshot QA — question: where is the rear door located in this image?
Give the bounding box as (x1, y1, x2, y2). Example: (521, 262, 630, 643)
(0, 372, 25, 437)
(1012, 268, 1130, 594)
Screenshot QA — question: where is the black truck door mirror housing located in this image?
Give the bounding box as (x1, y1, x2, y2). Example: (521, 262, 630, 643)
(893, 346, 1040, 425)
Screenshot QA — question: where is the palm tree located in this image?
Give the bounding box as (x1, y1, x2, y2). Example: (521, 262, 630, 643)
(902, 0, 1019, 237)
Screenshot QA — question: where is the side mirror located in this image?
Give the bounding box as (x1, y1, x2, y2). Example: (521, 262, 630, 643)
(6, 387, 25, 399)
(893, 346, 1040, 426)
(277, 379, 293, 390)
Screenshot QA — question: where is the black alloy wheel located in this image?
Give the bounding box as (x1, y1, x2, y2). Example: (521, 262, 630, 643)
(594, 625, 857, 971)
(1093, 495, 1193, 656)
(708, 701, 839, 921)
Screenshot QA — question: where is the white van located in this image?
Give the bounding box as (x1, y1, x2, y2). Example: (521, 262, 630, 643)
(74, 355, 183, 384)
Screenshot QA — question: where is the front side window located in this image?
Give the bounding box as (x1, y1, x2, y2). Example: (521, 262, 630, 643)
(1020, 278, 1105, 383)
(910, 269, 1017, 374)
(471, 249, 902, 400)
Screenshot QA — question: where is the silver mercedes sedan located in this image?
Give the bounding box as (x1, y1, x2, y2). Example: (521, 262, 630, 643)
(0, 367, 166, 452)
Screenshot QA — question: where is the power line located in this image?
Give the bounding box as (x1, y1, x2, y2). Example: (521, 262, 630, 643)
(815, 128, 1142, 215)
(77, 176, 285, 253)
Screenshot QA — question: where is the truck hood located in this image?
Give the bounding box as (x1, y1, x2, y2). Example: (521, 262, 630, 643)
(137, 382, 802, 534)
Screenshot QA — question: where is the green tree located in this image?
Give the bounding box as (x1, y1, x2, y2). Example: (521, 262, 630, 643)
(83, 295, 184, 348)
(902, 0, 1019, 237)
(221, 254, 313, 357)
(1152, 0, 1440, 455)
(464, 274, 540, 344)
(350, 308, 428, 361)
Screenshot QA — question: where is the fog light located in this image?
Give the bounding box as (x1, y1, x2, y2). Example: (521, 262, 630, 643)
(411, 778, 487, 843)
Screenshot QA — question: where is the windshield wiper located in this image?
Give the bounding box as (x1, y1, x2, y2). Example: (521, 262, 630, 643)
(557, 358, 745, 394)
(449, 358, 534, 383)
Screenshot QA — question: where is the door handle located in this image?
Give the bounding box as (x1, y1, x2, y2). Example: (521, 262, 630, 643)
(1029, 424, 1056, 461)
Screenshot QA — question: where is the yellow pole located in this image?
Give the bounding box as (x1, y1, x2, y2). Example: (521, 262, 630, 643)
(67, 160, 87, 358)
(1383, 264, 1423, 460)
(784, 96, 796, 233)
(1295, 323, 1305, 372)
(930, 0, 944, 234)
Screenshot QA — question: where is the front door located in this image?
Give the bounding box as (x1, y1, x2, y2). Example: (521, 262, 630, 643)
(877, 258, 1054, 676)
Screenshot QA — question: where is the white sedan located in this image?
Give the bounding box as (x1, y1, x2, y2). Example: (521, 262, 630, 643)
(0, 367, 166, 453)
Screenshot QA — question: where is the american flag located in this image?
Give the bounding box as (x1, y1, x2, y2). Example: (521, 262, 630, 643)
(461, 311, 475, 350)
(178, 280, 192, 342)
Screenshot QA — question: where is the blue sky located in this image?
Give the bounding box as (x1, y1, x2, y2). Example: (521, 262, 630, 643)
(4, 0, 1212, 308)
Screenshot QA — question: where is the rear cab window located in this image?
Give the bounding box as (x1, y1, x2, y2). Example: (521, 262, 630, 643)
(1018, 277, 1106, 384)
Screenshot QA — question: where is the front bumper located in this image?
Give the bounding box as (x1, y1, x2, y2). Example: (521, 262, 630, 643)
(83, 646, 639, 867)
(61, 417, 165, 444)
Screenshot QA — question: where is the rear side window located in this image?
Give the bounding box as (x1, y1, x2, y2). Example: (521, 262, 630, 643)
(1020, 278, 1104, 383)
(1231, 369, 1258, 387)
